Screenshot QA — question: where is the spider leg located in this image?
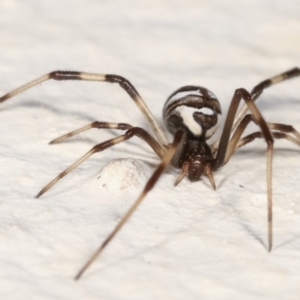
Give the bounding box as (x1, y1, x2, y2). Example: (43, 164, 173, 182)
(266, 123, 300, 141)
(49, 122, 133, 144)
(214, 88, 274, 251)
(236, 121, 300, 150)
(221, 114, 254, 166)
(236, 131, 300, 150)
(223, 118, 300, 165)
(36, 126, 166, 198)
(211, 67, 300, 151)
(251, 67, 300, 99)
(74, 130, 183, 280)
(232, 67, 300, 133)
(0, 71, 169, 146)
(50, 121, 166, 158)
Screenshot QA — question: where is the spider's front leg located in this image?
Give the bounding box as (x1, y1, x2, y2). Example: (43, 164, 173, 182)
(214, 88, 274, 251)
(74, 130, 183, 280)
(0, 71, 169, 146)
(251, 67, 300, 100)
(232, 67, 300, 133)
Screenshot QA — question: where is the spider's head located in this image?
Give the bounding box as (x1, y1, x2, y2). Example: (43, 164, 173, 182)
(187, 151, 215, 188)
(187, 158, 205, 182)
(175, 146, 216, 189)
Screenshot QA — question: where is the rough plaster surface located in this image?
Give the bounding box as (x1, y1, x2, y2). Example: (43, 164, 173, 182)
(0, 1, 300, 299)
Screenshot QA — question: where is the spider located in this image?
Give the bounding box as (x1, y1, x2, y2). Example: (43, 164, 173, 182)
(1, 67, 300, 280)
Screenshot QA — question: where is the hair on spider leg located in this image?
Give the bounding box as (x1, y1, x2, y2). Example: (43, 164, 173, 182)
(0, 67, 300, 280)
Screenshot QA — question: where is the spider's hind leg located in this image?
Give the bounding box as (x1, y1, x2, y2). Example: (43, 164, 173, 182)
(214, 89, 274, 251)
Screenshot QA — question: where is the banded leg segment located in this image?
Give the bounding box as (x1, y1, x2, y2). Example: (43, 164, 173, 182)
(236, 122, 300, 150)
(214, 88, 274, 251)
(36, 126, 166, 198)
(50, 121, 166, 158)
(222, 114, 254, 166)
(50, 122, 133, 144)
(223, 118, 300, 165)
(232, 67, 300, 133)
(214, 89, 274, 169)
(74, 129, 183, 280)
(0, 71, 169, 146)
(251, 67, 300, 100)
(237, 132, 300, 150)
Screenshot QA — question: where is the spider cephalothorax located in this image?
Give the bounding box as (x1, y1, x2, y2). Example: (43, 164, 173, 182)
(1, 67, 299, 280)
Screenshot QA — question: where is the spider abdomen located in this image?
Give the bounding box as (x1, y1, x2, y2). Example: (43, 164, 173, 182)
(163, 85, 222, 140)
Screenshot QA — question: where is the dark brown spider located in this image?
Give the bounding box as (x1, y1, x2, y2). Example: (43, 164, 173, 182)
(1, 67, 300, 280)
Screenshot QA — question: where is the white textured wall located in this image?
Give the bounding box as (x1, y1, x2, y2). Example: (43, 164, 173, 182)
(0, 1, 300, 299)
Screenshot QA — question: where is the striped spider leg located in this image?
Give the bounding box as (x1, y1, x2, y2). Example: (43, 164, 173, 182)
(0, 71, 170, 147)
(211, 67, 300, 151)
(0, 68, 299, 280)
(211, 67, 300, 251)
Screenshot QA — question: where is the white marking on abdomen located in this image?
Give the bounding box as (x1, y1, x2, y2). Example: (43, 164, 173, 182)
(199, 107, 214, 115)
(175, 106, 215, 136)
